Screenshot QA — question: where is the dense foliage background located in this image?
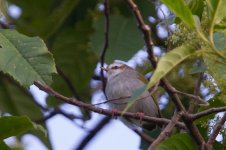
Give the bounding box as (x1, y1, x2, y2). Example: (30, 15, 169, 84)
(0, 0, 226, 149)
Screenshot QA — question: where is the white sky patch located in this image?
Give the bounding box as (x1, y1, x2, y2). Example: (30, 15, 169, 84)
(97, 3, 105, 11)
(157, 4, 170, 20)
(157, 25, 168, 38)
(127, 50, 148, 68)
(148, 16, 156, 23)
(169, 24, 176, 32)
(29, 85, 48, 107)
(153, 46, 162, 57)
(94, 62, 108, 76)
(22, 135, 48, 150)
(8, 5, 22, 19)
(159, 93, 169, 110)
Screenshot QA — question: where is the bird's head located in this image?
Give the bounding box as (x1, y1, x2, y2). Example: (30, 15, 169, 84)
(101, 63, 131, 79)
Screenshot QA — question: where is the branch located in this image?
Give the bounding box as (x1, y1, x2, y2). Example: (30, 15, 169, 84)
(173, 89, 208, 106)
(149, 112, 183, 150)
(188, 73, 203, 113)
(75, 117, 111, 150)
(127, 0, 157, 68)
(99, 0, 110, 92)
(133, 129, 155, 144)
(207, 112, 226, 147)
(191, 107, 226, 120)
(34, 107, 84, 124)
(34, 81, 186, 129)
(126, 0, 205, 147)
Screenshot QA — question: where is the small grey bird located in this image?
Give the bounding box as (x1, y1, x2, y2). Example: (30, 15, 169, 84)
(102, 62, 161, 130)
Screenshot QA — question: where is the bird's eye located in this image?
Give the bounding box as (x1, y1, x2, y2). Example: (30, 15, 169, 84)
(112, 66, 119, 69)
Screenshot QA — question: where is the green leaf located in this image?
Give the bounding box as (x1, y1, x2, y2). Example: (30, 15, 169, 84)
(42, 0, 80, 40)
(213, 32, 226, 50)
(0, 116, 43, 140)
(160, 0, 195, 28)
(156, 133, 198, 150)
(0, 141, 11, 150)
(203, 51, 226, 94)
(90, 15, 144, 63)
(147, 45, 196, 89)
(0, 75, 43, 120)
(206, 0, 226, 25)
(187, 0, 204, 19)
(0, 74, 52, 149)
(0, 29, 56, 88)
(0, 0, 8, 17)
(51, 21, 97, 101)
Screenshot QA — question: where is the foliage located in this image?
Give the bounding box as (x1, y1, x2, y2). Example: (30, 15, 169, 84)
(0, 0, 225, 149)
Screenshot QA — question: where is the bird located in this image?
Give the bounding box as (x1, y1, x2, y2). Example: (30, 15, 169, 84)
(102, 62, 161, 130)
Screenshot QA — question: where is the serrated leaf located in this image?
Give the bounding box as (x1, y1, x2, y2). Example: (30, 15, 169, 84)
(0, 29, 56, 88)
(147, 45, 196, 89)
(0, 116, 43, 140)
(156, 133, 198, 150)
(90, 15, 143, 63)
(160, 0, 195, 28)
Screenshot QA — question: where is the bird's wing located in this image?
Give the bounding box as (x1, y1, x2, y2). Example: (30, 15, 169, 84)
(136, 72, 162, 118)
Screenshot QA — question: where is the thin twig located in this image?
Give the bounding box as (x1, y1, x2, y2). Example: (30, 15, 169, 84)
(34, 107, 84, 124)
(149, 111, 183, 150)
(34, 81, 186, 129)
(173, 89, 208, 106)
(207, 112, 226, 147)
(133, 129, 155, 144)
(191, 107, 226, 120)
(75, 117, 111, 150)
(99, 0, 110, 92)
(188, 73, 203, 113)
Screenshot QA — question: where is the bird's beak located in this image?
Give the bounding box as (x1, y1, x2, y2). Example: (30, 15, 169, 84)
(100, 67, 108, 72)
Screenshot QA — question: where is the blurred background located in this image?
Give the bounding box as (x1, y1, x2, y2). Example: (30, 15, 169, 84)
(1, 0, 225, 150)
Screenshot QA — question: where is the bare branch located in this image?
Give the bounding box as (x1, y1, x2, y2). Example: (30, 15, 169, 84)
(173, 89, 209, 106)
(34, 81, 186, 129)
(127, 0, 157, 68)
(188, 73, 203, 113)
(149, 111, 183, 150)
(99, 0, 110, 92)
(191, 107, 226, 120)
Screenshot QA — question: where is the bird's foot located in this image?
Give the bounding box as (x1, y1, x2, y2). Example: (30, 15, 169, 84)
(111, 108, 119, 119)
(136, 112, 145, 124)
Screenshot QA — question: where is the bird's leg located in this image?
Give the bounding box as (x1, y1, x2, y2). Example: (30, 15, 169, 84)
(111, 108, 119, 119)
(136, 112, 145, 124)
